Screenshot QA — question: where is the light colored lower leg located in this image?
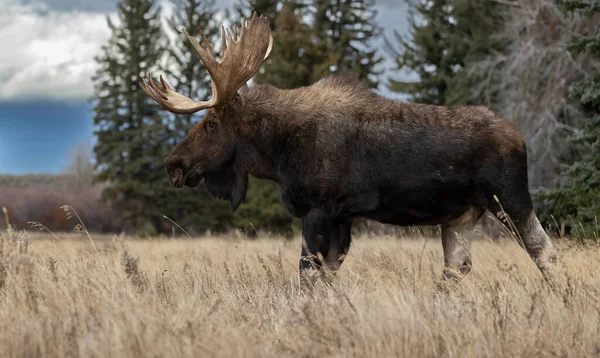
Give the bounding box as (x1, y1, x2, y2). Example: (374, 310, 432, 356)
(324, 251, 347, 272)
(323, 222, 351, 273)
(323, 238, 349, 272)
(519, 211, 558, 279)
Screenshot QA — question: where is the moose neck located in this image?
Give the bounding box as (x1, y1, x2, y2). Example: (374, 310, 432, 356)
(233, 84, 308, 183)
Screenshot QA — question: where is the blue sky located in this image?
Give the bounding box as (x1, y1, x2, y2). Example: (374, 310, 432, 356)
(0, 0, 411, 174)
(0, 101, 94, 173)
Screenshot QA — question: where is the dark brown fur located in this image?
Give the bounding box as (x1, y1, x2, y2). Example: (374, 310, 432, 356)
(166, 75, 558, 282)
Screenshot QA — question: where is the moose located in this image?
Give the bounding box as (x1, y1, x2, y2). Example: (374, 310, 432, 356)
(141, 13, 558, 283)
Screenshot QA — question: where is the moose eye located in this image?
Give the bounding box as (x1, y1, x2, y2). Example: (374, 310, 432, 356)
(205, 121, 216, 132)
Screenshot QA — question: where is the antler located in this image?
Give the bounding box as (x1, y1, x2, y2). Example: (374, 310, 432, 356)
(140, 13, 273, 114)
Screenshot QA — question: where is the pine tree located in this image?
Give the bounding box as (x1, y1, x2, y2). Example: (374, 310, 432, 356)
(386, 0, 505, 106)
(235, 0, 280, 30)
(444, 0, 507, 106)
(164, 0, 234, 233)
(537, 0, 600, 238)
(166, 0, 219, 115)
(92, 0, 174, 235)
(386, 0, 456, 105)
(255, 2, 324, 88)
(313, 0, 384, 88)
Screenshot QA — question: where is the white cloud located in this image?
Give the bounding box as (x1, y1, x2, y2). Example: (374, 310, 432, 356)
(0, 0, 113, 101)
(0, 0, 213, 102)
(0, 0, 413, 102)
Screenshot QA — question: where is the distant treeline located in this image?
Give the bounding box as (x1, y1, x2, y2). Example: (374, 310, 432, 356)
(0, 174, 87, 190)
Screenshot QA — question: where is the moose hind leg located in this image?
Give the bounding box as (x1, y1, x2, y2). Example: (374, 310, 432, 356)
(482, 151, 558, 281)
(520, 211, 558, 278)
(441, 207, 484, 281)
(495, 206, 558, 281)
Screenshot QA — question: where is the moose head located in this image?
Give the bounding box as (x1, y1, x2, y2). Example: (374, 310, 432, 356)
(140, 13, 273, 209)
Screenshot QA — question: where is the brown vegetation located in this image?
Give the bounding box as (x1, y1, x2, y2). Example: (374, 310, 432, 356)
(0, 187, 118, 233)
(0, 227, 598, 357)
(0, 173, 117, 233)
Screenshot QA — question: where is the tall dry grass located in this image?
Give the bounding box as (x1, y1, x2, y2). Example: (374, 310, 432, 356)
(0, 227, 599, 357)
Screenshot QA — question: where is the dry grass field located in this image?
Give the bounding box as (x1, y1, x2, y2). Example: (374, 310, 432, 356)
(1, 226, 600, 358)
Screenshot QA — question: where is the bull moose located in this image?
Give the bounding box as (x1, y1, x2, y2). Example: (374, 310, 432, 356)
(140, 13, 558, 283)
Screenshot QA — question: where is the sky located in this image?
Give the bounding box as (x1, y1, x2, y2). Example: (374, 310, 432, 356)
(0, 0, 412, 174)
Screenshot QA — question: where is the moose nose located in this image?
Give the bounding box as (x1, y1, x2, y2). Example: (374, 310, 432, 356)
(165, 157, 187, 188)
(168, 168, 184, 188)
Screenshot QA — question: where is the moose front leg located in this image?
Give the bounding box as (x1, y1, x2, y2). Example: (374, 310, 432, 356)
(300, 209, 332, 274)
(299, 210, 352, 283)
(323, 219, 352, 272)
